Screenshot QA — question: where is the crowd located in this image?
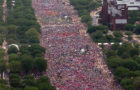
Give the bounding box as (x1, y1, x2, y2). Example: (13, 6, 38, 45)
(32, 0, 122, 89)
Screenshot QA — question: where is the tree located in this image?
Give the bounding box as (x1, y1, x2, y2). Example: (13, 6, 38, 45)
(128, 35, 132, 40)
(105, 35, 114, 42)
(133, 77, 140, 90)
(20, 54, 33, 73)
(37, 83, 55, 90)
(87, 26, 97, 33)
(10, 61, 21, 73)
(37, 76, 55, 90)
(91, 31, 103, 42)
(122, 42, 132, 49)
(0, 36, 3, 45)
(28, 44, 45, 57)
(28, 36, 40, 44)
(0, 59, 7, 79)
(23, 75, 36, 87)
(97, 25, 108, 31)
(88, 25, 109, 42)
(25, 28, 40, 44)
(25, 28, 39, 37)
(7, 34, 18, 41)
(125, 31, 133, 36)
(113, 31, 123, 38)
(0, 48, 5, 58)
(120, 78, 134, 90)
(37, 76, 50, 84)
(8, 46, 18, 54)
(129, 48, 139, 57)
(7, 25, 17, 34)
(107, 57, 124, 68)
(134, 43, 140, 49)
(81, 14, 92, 25)
(123, 60, 139, 71)
(124, 24, 134, 31)
(10, 87, 22, 90)
(106, 50, 117, 58)
(0, 79, 9, 90)
(128, 11, 140, 24)
(134, 71, 140, 77)
(111, 43, 120, 50)
(9, 74, 21, 87)
(114, 67, 131, 81)
(0, 26, 8, 36)
(133, 56, 140, 64)
(135, 24, 140, 34)
(7, 39, 18, 45)
(113, 37, 122, 42)
(19, 45, 30, 54)
(9, 54, 19, 62)
(24, 86, 38, 90)
(0, 79, 7, 85)
(33, 57, 47, 73)
(117, 43, 132, 58)
(0, 84, 9, 90)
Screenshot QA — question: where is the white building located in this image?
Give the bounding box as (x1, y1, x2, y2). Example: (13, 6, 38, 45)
(116, 0, 140, 10)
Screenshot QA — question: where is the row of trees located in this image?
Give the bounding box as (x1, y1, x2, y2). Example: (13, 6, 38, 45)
(124, 11, 140, 34)
(88, 25, 123, 42)
(0, 0, 55, 89)
(0, 0, 3, 22)
(125, 24, 140, 34)
(6, 0, 40, 44)
(0, 1, 4, 45)
(8, 44, 46, 74)
(0, 75, 55, 90)
(128, 11, 140, 24)
(104, 42, 140, 90)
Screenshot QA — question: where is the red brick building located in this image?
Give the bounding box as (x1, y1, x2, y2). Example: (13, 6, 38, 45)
(102, 0, 128, 30)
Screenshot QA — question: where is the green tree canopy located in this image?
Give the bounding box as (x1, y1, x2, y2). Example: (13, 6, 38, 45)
(24, 86, 38, 90)
(9, 74, 21, 88)
(20, 54, 33, 73)
(120, 78, 134, 90)
(33, 57, 47, 73)
(28, 44, 45, 57)
(133, 77, 140, 90)
(8, 46, 18, 54)
(10, 61, 21, 73)
(23, 75, 36, 87)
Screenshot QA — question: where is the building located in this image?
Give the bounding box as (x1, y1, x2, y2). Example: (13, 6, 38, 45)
(102, 0, 140, 30)
(116, 0, 140, 10)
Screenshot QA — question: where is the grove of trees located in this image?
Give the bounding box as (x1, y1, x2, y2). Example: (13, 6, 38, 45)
(87, 25, 123, 43)
(0, 0, 3, 23)
(104, 42, 140, 90)
(124, 11, 140, 34)
(0, 0, 55, 89)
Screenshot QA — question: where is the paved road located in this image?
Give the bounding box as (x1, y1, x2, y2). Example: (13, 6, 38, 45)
(90, 7, 101, 26)
(3, 0, 7, 22)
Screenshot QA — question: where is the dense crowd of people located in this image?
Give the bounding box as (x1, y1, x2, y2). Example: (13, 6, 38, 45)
(32, 0, 122, 89)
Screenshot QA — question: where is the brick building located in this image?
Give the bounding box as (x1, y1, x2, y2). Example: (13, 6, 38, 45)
(102, 0, 140, 30)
